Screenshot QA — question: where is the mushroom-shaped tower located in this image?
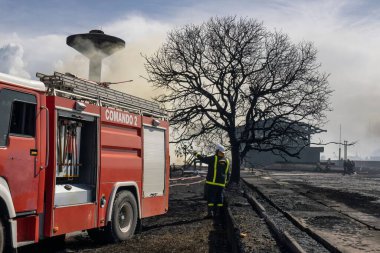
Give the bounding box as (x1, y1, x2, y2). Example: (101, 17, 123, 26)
(66, 30, 125, 82)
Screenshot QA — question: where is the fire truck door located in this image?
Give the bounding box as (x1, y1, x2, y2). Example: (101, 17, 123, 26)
(0, 89, 39, 213)
(49, 111, 98, 236)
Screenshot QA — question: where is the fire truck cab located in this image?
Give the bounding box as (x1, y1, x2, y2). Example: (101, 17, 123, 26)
(0, 72, 169, 251)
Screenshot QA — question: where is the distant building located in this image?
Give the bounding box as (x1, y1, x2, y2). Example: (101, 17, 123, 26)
(369, 156, 380, 161)
(239, 119, 324, 168)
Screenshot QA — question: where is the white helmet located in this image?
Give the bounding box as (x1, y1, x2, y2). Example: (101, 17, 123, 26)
(215, 143, 225, 153)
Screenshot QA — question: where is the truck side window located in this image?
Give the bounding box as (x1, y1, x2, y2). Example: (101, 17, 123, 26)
(0, 89, 37, 146)
(10, 101, 36, 136)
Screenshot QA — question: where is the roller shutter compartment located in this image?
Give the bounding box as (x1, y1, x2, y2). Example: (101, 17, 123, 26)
(143, 126, 166, 197)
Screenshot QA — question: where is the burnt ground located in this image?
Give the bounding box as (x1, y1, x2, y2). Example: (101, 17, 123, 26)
(266, 170, 380, 220)
(242, 169, 380, 252)
(17, 167, 380, 252)
(225, 187, 285, 253)
(297, 184, 380, 219)
(19, 177, 230, 253)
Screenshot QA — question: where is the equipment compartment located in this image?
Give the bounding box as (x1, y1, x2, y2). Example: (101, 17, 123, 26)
(54, 110, 98, 206)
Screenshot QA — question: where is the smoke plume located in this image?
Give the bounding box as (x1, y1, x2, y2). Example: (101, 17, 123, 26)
(0, 43, 30, 78)
(55, 16, 170, 101)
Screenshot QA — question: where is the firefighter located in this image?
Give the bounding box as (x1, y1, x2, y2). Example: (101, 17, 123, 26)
(347, 159, 355, 174)
(194, 144, 230, 219)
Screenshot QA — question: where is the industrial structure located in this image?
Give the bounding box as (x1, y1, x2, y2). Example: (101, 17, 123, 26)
(241, 120, 324, 168)
(67, 30, 125, 82)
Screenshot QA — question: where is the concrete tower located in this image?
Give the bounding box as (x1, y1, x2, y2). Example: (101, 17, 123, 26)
(66, 30, 125, 82)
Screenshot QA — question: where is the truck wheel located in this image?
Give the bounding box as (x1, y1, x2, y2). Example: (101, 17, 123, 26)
(0, 219, 4, 253)
(108, 191, 138, 242)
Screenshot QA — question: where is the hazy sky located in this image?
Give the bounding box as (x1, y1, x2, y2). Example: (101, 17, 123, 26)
(1, 0, 380, 159)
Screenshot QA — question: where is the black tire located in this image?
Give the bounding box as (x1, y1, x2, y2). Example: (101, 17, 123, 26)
(0, 219, 4, 253)
(108, 191, 138, 242)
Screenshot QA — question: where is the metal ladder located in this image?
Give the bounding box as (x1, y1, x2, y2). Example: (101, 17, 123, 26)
(37, 72, 166, 117)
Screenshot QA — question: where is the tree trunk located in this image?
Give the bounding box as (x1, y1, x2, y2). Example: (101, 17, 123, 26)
(230, 144, 241, 183)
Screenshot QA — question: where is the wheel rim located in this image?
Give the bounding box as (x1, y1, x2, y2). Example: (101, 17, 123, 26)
(118, 203, 133, 233)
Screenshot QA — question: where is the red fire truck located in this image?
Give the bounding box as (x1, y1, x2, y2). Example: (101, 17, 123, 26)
(0, 71, 169, 251)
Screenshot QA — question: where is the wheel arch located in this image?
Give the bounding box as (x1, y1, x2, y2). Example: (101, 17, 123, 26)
(0, 178, 15, 219)
(106, 182, 141, 223)
(0, 177, 17, 249)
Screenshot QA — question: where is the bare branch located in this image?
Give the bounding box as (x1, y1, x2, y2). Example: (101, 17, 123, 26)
(144, 16, 332, 182)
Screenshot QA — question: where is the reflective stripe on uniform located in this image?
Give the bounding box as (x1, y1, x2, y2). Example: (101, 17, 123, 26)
(206, 181, 226, 187)
(217, 204, 223, 207)
(208, 203, 215, 207)
(225, 159, 230, 184)
(213, 155, 218, 183)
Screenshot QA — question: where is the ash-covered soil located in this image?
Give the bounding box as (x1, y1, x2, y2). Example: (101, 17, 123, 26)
(266, 171, 380, 219)
(298, 184, 380, 218)
(242, 169, 380, 252)
(226, 186, 284, 253)
(19, 178, 230, 253)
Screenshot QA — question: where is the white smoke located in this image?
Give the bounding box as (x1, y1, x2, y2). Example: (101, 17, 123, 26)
(52, 15, 170, 100)
(0, 43, 30, 78)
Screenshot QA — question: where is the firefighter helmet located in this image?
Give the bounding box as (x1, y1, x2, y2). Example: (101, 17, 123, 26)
(215, 144, 225, 154)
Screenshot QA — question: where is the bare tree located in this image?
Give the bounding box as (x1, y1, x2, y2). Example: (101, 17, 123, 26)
(144, 16, 332, 183)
